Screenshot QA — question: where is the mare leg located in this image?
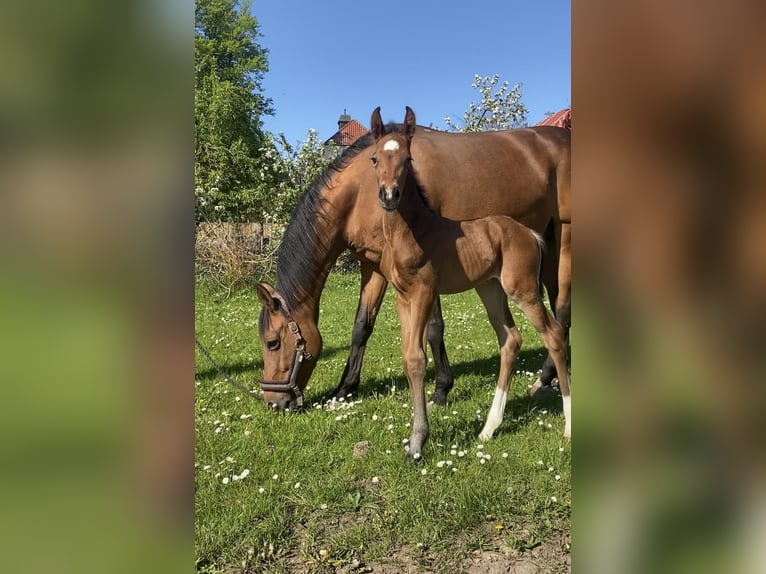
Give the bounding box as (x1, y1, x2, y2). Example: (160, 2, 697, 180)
(332, 264, 388, 399)
(474, 281, 523, 441)
(426, 297, 454, 406)
(531, 221, 572, 396)
(396, 289, 436, 461)
(511, 289, 571, 439)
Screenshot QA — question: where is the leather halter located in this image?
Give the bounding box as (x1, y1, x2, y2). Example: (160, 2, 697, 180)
(259, 291, 313, 408)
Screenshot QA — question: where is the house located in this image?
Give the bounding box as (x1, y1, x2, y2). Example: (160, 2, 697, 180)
(323, 110, 369, 157)
(534, 108, 571, 130)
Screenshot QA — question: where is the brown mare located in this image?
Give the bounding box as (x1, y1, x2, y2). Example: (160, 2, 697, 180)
(369, 107, 571, 459)
(256, 111, 570, 412)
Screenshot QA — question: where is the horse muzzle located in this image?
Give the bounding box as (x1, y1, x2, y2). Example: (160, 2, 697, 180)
(260, 348, 309, 410)
(379, 185, 400, 211)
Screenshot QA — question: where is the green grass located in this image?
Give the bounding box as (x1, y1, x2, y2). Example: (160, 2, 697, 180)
(195, 273, 570, 572)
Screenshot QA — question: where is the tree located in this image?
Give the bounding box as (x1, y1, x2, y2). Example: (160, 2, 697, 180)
(444, 74, 528, 132)
(265, 130, 336, 223)
(195, 0, 278, 221)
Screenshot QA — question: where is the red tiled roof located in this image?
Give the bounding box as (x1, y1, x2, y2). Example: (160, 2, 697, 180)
(534, 108, 571, 130)
(325, 119, 369, 147)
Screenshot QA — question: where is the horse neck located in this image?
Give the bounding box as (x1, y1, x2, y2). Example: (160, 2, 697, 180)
(382, 171, 434, 246)
(276, 173, 355, 324)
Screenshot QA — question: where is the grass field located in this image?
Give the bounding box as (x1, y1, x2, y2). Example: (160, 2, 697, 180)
(195, 272, 570, 573)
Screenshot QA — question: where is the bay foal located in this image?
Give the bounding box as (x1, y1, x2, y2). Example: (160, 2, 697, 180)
(371, 107, 571, 460)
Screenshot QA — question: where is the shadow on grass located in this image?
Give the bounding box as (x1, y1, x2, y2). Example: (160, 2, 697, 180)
(194, 344, 353, 381)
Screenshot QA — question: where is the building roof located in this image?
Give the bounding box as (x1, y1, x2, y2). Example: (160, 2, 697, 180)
(534, 108, 572, 130)
(324, 118, 369, 147)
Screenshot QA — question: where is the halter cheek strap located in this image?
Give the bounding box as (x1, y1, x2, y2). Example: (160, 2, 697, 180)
(259, 291, 313, 407)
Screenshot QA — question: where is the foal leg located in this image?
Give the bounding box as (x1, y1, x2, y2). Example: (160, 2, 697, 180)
(397, 290, 436, 461)
(533, 222, 561, 395)
(531, 223, 572, 397)
(427, 297, 454, 406)
(333, 264, 388, 399)
(475, 281, 523, 441)
(513, 291, 571, 439)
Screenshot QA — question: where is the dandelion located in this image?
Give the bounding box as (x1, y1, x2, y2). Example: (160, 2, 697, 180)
(372, 414, 378, 421)
(450, 449, 457, 455)
(537, 460, 544, 466)
(555, 475, 561, 481)
(225, 456, 235, 463)
(502, 452, 508, 459)
(272, 474, 279, 480)
(477, 444, 484, 450)
(480, 459, 486, 465)
(244, 430, 251, 436)
(458, 451, 466, 457)
(372, 476, 380, 484)
(258, 487, 265, 494)
(294, 482, 301, 489)
(421, 468, 427, 475)
(436, 461, 446, 468)
(551, 496, 558, 503)
(559, 447, 565, 452)
(222, 476, 230, 484)
(203, 465, 211, 471)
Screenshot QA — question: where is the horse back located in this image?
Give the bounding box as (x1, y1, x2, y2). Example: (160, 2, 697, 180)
(410, 127, 569, 233)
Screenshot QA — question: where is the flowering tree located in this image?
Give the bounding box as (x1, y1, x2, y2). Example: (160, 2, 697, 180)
(195, 0, 278, 222)
(263, 129, 336, 223)
(444, 74, 528, 132)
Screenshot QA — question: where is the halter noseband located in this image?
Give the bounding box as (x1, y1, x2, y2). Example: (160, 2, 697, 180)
(259, 291, 313, 408)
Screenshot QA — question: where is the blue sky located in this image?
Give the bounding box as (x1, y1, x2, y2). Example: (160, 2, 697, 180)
(253, 0, 570, 145)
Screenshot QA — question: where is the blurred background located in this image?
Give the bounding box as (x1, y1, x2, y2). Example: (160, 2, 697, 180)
(0, 1, 764, 572)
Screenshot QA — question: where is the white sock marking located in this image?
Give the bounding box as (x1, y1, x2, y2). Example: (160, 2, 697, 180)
(479, 387, 507, 441)
(562, 394, 571, 438)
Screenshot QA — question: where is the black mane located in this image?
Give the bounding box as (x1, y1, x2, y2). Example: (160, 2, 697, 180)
(273, 132, 375, 311)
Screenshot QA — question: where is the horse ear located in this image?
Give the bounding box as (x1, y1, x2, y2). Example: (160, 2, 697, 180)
(256, 282, 279, 312)
(371, 106, 384, 140)
(404, 106, 416, 140)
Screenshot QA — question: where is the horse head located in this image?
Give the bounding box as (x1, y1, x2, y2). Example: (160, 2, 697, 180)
(370, 106, 416, 211)
(256, 282, 321, 411)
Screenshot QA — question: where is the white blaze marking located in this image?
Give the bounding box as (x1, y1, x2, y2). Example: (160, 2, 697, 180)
(383, 139, 400, 152)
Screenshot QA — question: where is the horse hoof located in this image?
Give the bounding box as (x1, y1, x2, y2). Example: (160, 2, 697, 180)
(528, 378, 545, 396)
(404, 451, 424, 464)
(427, 391, 448, 406)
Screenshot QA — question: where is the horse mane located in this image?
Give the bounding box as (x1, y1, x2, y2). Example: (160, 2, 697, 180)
(273, 132, 376, 311)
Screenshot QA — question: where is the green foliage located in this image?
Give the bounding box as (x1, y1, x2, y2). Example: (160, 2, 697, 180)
(445, 74, 529, 132)
(266, 130, 337, 222)
(195, 0, 279, 222)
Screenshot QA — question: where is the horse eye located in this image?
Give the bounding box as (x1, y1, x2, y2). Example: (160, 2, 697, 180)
(371, 156, 378, 165)
(266, 339, 280, 351)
